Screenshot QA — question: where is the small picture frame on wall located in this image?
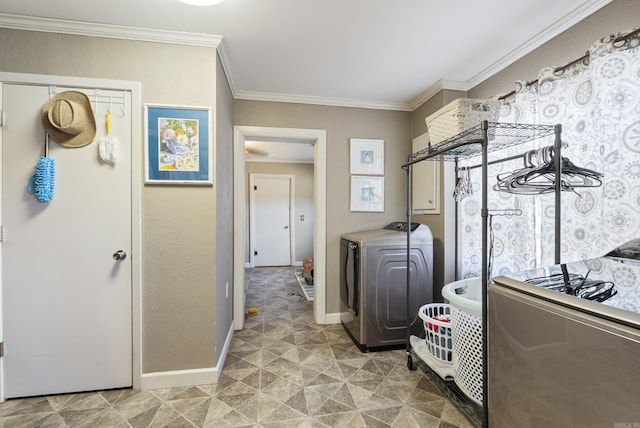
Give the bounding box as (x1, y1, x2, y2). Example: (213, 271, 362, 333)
(144, 104, 213, 185)
(350, 138, 384, 175)
(350, 176, 384, 212)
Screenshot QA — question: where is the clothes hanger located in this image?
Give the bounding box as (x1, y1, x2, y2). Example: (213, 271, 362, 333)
(493, 146, 603, 195)
(453, 167, 473, 202)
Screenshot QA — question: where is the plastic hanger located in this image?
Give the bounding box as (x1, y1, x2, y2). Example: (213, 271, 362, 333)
(493, 147, 602, 195)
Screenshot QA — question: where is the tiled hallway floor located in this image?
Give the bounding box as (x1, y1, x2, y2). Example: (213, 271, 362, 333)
(0, 266, 477, 427)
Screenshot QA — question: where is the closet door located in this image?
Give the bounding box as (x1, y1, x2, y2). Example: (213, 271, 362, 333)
(1, 83, 132, 397)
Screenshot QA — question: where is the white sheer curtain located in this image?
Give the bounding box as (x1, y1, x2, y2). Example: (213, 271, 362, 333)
(457, 28, 640, 279)
(458, 81, 544, 278)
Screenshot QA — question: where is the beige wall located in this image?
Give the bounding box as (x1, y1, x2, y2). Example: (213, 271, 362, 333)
(0, 28, 220, 373)
(411, 89, 466, 300)
(245, 162, 315, 264)
(215, 54, 234, 361)
(235, 100, 411, 313)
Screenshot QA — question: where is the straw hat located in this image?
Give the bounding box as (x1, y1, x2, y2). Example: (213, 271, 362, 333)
(42, 91, 96, 148)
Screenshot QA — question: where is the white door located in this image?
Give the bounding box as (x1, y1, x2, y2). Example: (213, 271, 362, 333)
(250, 175, 293, 267)
(1, 83, 132, 398)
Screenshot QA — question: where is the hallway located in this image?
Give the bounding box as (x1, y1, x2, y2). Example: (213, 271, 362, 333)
(0, 266, 475, 427)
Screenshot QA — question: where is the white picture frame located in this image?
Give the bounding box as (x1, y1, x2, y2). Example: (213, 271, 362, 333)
(350, 176, 384, 212)
(350, 138, 384, 175)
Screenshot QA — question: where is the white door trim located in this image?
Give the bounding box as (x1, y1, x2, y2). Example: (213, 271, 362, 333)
(234, 126, 327, 329)
(249, 174, 295, 267)
(0, 72, 142, 399)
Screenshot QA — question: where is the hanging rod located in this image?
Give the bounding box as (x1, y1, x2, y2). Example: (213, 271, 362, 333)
(462, 145, 555, 171)
(462, 152, 527, 170)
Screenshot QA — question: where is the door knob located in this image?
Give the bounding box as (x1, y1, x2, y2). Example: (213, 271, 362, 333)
(284, 225, 289, 229)
(113, 250, 127, 261)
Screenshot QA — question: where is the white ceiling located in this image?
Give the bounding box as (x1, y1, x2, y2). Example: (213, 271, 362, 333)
(0, 0, 611, 111)
(0, 0, 611, 161)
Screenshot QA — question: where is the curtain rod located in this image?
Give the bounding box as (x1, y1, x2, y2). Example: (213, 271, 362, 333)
(613, 26, 640, 47)
(553, 51, 590, 75)
(497, 27, 640, 101)
(497, 50, 590, 101)
(497, 78, 538, 101)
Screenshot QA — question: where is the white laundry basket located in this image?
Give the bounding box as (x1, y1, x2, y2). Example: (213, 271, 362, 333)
(442, 277, 483, 405)
(418, 303, 453, 364)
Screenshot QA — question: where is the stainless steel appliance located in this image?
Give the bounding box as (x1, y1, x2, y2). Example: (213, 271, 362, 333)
(340, 222, 433, 351)
(489, 240, 640, 427)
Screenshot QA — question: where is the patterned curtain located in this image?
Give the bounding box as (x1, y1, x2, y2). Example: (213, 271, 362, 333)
(457, 28, 640, 279)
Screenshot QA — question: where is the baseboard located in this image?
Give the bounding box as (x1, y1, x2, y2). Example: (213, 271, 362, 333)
(140, 323, 234, 390)
(324, 312, 342, 324)
(215, 322, 234, 380)
(244, 262, 252, 268)
(293, 260, 303, 267)
(140, 367, 217, 390)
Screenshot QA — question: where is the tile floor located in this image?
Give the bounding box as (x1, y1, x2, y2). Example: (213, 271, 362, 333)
(0, 266, 477, 427)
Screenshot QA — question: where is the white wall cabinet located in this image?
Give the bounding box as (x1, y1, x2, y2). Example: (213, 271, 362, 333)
(411, 133, 440, 214)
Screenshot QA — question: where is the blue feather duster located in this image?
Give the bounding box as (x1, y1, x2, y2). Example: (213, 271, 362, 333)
(34, 155, 55, 202)
(34, 134, 56, 202)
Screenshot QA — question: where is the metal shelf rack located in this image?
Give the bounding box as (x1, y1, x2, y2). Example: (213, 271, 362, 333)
(401, 120, 562, 428)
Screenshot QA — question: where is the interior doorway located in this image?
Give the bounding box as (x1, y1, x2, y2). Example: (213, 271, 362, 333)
(233, 126, 327, 329)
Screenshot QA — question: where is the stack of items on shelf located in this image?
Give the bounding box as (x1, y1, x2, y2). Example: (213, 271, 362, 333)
(425, 98, 499, 150)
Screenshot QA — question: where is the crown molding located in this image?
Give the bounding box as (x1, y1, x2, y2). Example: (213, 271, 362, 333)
(216, 39, 238, 95)
(0, 12, 222, 47)
(408, 80, 467, 111)
(234, 89, 413, 111)
(465, 0, 613, 89)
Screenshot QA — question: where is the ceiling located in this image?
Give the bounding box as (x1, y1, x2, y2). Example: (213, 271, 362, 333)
(0, 0, 611, 161)
(0, 0, 611, 110)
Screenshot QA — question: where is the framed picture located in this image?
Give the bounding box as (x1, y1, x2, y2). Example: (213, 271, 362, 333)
(350, 176, 384, 212)
(144, 104, 213, 185)
(350, 138, 384, 175)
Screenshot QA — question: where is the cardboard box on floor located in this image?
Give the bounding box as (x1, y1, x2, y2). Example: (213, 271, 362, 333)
(302, 258, 314, 284)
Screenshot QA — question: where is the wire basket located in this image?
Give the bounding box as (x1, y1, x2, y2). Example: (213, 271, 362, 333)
(418, 303, 453, 365)
(425, 98, 499, 147)
(442, 278, 483, 405)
